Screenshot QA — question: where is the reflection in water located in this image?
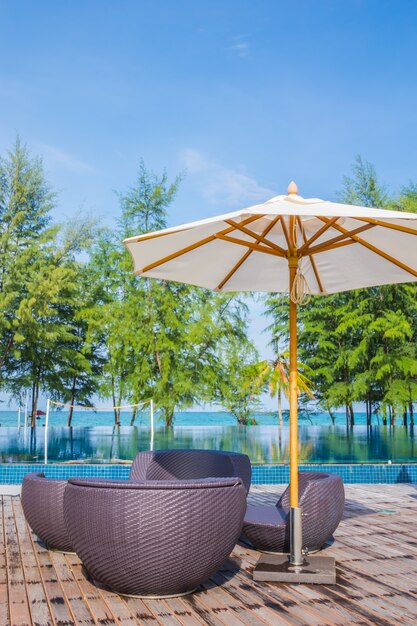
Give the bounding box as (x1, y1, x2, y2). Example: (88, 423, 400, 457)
(0, 425, 416, 464)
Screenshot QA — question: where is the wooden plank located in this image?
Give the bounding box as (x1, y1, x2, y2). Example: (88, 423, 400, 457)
(121, 594, 163, 624)
(3, 497, 32, 626)
(0, 498, 10, 626)
(210, 569, 301, 626)
(229, 546, 335, 626)
(95, 585, 141, 625)
(66, 557, 117, 624)
(11, 497, 52, 626)
(177, 594, 225, 626)
(190, 583, 249, 626)
(50, 552, 96, 625)
(33, 548, 76, 625)
(160, 597, 206, 626)
(142, 599, 185, 626)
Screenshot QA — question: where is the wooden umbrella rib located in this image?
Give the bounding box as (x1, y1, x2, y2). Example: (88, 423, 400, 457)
(215, 233, 284, 257)
(217, 249, 252, 290)
(289, 216, 296, 252)
(225, 219, 287, 255)
(304, 238, 356, 255)
(279, 215, 291, 250)
(217, 215, 282, 290)
(296, 217, 325, 294)
(303, 223, 376, 255)
(352, 217, 417, 237)
(138, 214, 264, 273)
(297, 217, 340, 254)
(318, 217, 417, 279)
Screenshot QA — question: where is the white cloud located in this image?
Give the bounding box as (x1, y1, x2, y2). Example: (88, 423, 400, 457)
(229, 36, 250, 57)
(39, 144, 98, 175)
(230, 42, 250, 57)
(181, 148, 274, 208)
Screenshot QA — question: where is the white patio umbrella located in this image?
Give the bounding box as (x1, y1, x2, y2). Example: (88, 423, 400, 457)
(124, 181, 417, 582)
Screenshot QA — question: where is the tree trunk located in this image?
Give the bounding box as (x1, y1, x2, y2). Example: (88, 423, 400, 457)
(349, 403, 355, 427)
(382, 403, 387, 426)
(403, 408, 407, 426)
(0, 335, 14, 372)
(31, 381, 39, 427)
(165, 409, 174, 427)
(409, 402, 414, 427)
(67, 376, 77, 426)
(277, 389, 283, 427)
(111, 376, 118, 425)
(114, 389, 122, 427)
(390, 404, 395, 427)
(130, 404, 137, 426)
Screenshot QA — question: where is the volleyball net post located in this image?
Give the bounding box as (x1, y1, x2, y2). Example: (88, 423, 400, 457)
(44, 398, 50, 464)
(150, 399, 154, 451)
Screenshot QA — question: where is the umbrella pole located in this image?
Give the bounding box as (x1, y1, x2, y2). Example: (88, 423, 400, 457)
(253, 254, 336, 584)
(289, 259, 303, 566)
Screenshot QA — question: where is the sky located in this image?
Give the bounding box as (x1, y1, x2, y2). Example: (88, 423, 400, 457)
(1, 0, 417, 410)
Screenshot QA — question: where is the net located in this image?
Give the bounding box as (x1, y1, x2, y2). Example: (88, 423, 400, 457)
(46, 399, 154, 427)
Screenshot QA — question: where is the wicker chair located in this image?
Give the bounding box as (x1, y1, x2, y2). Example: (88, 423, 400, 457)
(64, 476, 247, 597)
(21, 472, 74, 553)
(130, 449, 252, 493)
(243, 472, 345, 553)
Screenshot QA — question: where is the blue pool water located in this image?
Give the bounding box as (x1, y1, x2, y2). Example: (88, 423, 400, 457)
(0, 423, 416, 464)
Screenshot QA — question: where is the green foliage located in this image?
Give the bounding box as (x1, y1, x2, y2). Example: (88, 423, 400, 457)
(86, 163, 259, 425)
(213, 337, 262, 425)
(2, 141, 416, 429)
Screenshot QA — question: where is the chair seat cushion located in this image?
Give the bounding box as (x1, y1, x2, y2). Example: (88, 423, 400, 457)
(243, 505, 288, 552)
(244, 505, 287, 527)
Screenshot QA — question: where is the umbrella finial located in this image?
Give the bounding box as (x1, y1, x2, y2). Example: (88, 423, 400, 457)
(287, 181, 298, 195)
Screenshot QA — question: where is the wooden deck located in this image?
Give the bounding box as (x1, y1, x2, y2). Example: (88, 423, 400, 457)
(1, 484, 417, 625)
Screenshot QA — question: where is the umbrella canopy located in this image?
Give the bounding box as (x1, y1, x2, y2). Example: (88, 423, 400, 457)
(124, 184, 417, 295)
(124, 182, 417, 569)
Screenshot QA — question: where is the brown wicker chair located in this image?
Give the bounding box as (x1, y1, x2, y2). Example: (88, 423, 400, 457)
(64, 476, 247, 597)
(21, 472, 74, 553)
(243, 472, 345, 553)
(130, 449, 252, 493)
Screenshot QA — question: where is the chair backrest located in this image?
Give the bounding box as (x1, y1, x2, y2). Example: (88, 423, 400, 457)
(129, 449, 251, 492)
(63, 476, 247, 597)
(276, 472, 345, 552)
(277, 472, 340, 511)
(21, 472, 73, 552)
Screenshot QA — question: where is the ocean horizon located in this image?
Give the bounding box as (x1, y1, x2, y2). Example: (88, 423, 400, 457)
(0, 409, 394, 428)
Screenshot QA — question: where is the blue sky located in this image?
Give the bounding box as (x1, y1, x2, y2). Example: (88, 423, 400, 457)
(1, 0, 417, 410)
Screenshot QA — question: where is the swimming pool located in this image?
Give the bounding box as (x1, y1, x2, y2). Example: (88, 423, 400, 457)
(1, 424, 416, 464)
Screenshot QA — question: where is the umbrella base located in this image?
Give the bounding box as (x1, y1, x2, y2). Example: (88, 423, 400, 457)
(253, 553, 336, 585)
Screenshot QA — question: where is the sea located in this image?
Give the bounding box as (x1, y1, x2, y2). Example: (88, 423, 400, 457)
(0, 409, 388, 428)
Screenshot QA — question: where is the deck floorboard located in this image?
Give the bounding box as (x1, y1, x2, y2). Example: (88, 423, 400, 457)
(1, 483, 417, 625)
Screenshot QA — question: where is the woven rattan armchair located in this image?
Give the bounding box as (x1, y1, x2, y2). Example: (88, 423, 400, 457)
(64, 476, 247, 597)
(243, 472, 345, 553)
(130, 449, 252, 493)
(21, 472, 74, 553)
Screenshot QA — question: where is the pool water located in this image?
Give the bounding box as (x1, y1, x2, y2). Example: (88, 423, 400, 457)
(0, 424, 416, 464)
